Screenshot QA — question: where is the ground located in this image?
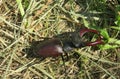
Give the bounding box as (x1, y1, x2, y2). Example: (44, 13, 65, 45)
(0, 0, 120, 79)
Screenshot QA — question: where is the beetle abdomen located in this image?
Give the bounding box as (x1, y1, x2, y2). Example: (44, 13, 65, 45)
(37, 45, 63, 57)
(36, 39, 64, 57)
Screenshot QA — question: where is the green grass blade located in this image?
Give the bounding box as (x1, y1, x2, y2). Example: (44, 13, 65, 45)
(16, 0, 25, 16)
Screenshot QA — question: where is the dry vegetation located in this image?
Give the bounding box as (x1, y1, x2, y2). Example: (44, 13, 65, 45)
(0, 0, 120, 79)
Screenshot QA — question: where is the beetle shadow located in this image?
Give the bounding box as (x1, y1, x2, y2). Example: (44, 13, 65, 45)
(23, 31, 75, 59)
(23, 39, 49, 59)
(22, 33, 72, 69)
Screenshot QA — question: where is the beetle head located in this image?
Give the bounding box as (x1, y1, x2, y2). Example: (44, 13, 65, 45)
(71, 32, 86, 48)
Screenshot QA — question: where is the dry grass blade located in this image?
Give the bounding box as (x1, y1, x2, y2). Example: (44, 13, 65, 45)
(8, 58, 36, 76)
(76, 49, 120, 65)
(0, 0, 120, 79)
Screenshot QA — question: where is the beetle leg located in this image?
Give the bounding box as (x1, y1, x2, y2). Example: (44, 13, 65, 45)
(64, 52, 69, 61)
(61, 54, 67, 72)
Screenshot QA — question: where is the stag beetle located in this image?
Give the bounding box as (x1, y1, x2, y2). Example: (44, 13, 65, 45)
(32, 29, 103, 58)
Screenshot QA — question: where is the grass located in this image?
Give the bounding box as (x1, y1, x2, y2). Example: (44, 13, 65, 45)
(0, 0, 120, 79)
